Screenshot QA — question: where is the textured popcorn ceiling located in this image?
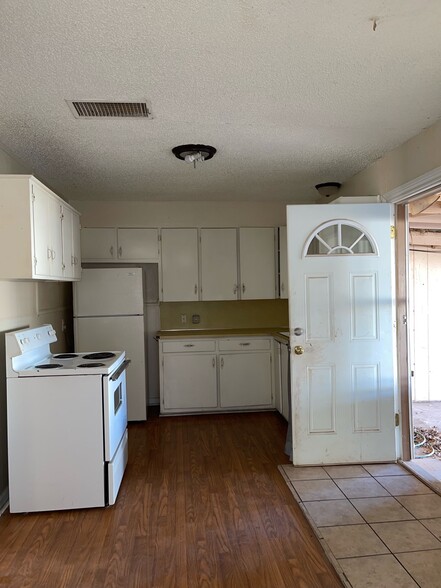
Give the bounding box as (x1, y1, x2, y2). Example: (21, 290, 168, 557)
(1, 1, 441, 202)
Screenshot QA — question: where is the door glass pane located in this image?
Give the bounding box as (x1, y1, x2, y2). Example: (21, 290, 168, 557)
(306, 222, 376, 256)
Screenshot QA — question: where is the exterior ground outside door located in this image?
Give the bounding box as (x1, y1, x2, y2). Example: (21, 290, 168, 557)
(287, 203, 398, 465)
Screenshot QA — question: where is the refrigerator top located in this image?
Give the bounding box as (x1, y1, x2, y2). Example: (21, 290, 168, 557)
(74, 268, 144, 317)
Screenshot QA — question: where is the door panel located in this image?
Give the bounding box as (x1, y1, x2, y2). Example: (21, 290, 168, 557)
(287, 203, 397, 465)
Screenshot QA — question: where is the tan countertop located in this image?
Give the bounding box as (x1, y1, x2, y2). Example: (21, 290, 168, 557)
(157, 327, 290, 342)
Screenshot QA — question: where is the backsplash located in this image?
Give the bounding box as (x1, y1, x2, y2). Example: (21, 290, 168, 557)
(160, 299, 289, 330)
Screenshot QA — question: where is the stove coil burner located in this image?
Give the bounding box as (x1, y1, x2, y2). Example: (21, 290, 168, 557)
(82, 352, 116, 360)
(53, 353, 79, 359)
(77, 362, 106, 368)
(35, 363, 63, 369)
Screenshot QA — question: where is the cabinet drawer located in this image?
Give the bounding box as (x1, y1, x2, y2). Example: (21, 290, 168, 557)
(162, 339, 216, 353)
(218, 338, 271, 351)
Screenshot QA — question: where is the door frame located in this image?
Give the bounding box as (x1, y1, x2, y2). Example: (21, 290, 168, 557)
(383, 164, 441, 460)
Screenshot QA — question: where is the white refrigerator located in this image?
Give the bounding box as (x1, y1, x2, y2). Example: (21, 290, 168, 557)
(73, 267, 147, 421)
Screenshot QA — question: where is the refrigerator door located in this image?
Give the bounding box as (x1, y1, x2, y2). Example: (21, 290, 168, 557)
(73, 268, 144, 316)
(74, 315, 147, 421)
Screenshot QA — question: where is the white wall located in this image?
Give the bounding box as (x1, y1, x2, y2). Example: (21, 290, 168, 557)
(71, 200, 289, 228)
(409, 231, 441, 402)
(0, 145, 73, 510)
(340, 120, 441, 197)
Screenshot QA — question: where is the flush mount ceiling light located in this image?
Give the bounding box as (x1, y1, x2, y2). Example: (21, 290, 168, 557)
(315, 182, 342, 197)
(172, 144, 217, 169)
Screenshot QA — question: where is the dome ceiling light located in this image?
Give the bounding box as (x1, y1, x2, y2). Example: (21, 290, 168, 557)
(315, 182, 342, 197)
(172, 144, 217, 169)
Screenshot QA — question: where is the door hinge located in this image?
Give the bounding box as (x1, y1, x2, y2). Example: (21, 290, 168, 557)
(395, 413, 400, 427)
(402, 315, 407, 325)
(390, 226, 396, 239)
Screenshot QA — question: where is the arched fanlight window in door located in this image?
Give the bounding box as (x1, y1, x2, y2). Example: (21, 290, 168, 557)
(304, 220, 378, 256)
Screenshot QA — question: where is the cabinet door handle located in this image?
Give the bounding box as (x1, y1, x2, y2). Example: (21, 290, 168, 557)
(194, 284, 198, 295)
(184, 344, 194, 348)
(47, 247, 51, 259)
(118, 246, 122, 258)
(110, 246, 114, 257)
(52, 249, 56, 260)
(239, 342, 250, 346)
(242, 283, 246, 293)
(221, 357, 224, 368)
(212, 357, 215, 368)
(233, 284, 238, 294)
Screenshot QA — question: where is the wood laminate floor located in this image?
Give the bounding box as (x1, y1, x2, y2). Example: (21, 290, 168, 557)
(0, 410, 342, 587)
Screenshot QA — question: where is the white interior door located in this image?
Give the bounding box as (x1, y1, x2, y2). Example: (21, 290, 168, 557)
(287, 203, 397, 465)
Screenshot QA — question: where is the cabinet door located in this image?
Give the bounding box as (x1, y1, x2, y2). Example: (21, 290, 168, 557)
(62, 207, 81, 279)
(219, 352, 273, 408)
(200, 228, 238, 300)
(162, 353, 217, 410)
(31, 182, 52, 277)
(117, 228, 159, 261)
(161, 228, 199, 301)
(62, 206, 74, 279)
(81, 228, 117, 261)
(279, 226, 288, 299)
(32, 182, 62, 278)
(71, 212, 82, 279)
(239, 228, 276, 299)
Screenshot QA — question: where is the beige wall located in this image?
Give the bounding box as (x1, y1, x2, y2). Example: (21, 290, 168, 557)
(71, 200, 289, 228)
(340, 120, 441, 197)
(0, 145, 73, 509)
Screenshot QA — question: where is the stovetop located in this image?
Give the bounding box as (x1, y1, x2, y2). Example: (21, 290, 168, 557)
(6, 324, 125, 377)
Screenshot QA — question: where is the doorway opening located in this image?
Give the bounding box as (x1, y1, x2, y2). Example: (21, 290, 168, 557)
(408, 193, 441, 481)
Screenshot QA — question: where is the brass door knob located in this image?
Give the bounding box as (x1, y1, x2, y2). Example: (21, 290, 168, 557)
(293, 345, 304, 355)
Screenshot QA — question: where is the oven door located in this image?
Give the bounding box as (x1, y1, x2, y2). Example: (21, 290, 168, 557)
(103, 359, 130, 461)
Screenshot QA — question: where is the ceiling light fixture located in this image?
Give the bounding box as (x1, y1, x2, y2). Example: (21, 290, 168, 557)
(315, 182, 342, 197)
(172, 144, 217, 169)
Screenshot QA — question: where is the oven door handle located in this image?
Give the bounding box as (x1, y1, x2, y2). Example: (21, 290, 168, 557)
(110, 359, 131, 382)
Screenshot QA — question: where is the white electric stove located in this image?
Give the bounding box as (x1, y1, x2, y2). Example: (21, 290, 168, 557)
(6, 324, 130, 513)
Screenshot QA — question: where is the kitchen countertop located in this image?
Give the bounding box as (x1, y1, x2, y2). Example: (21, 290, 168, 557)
(156, 327, 290, 342)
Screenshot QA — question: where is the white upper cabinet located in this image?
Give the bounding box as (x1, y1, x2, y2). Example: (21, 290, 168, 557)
(81, 228, 117, 261)
(161, 228, 199, 302)
(81, 227, 159, 262)
(200, 228, 238, 300)
(279, 226, 288, 299)
(117, 228, 159, 261)
(0, 175, 81, 281)
(62, 205, 81, 280)
(239, 228, 276, 299)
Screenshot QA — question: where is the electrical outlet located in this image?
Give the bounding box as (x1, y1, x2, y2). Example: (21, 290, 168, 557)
(192, 314, 200, 324)
(180, 314, 187, 324)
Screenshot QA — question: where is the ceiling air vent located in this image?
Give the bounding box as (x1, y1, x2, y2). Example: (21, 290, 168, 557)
(67, 100, 153, 119)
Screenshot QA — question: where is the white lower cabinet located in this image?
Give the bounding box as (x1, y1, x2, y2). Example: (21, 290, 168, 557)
(160, 336, 274, 414)
(162, 353, 217, 411)
(219, 352, 272, 408)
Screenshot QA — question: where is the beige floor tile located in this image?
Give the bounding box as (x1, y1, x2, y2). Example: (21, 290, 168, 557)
(350, 496, 415, 523)
(420, 517, 441, 540)
(396, 549, 441, 587)
(339, 554, 418, 588)
(371, 520, 441, 553)
(291, 479, 345, 501)
(334, 477, 390, 499)
(397, 493, 441, 519)
(303, 499, 364, 527)
(320, 524, 389, 559)
(324, 465, 370, 479)
(282, 465, 330, 481)
(376, 475, 433, 496)
(363, 463, 409, 476)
